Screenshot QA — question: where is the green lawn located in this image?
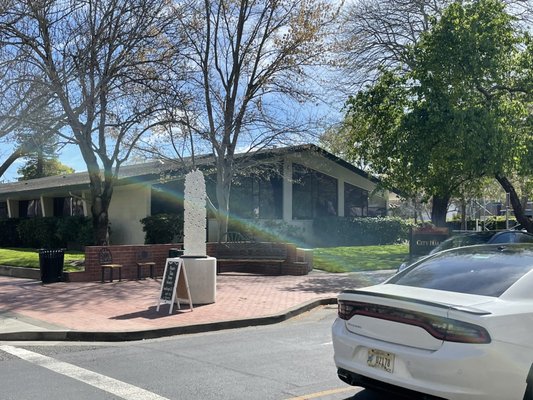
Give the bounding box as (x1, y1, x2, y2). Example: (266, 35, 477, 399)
(0, 245, 408, 274)
(313, 244, 409, 273)
(0, 248, 85, 272)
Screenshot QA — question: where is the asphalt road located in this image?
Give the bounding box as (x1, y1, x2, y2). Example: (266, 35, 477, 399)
(0, 305, 389, 400)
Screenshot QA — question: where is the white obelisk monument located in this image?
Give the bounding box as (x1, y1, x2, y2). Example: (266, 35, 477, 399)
(183, 169, 207, 257)
(181, 169, 216, 303)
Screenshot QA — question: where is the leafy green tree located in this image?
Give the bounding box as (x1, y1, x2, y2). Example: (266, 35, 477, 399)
(16, 122, 73, 180)
(344, 0, 531, 227)
(18, 158, 74, 181)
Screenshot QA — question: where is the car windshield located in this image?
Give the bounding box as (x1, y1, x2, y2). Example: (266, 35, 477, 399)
(389, 246, 533, 297)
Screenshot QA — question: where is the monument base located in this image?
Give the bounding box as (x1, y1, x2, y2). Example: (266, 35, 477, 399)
(181, 256, 217, 304)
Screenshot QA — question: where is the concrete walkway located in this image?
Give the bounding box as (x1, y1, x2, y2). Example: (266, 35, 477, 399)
(0, 270, 395, 342)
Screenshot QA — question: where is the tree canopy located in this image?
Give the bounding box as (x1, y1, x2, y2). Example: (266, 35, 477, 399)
(138, 0, 341, 237)
(343, 0, 532, 226)
(0, 0, 178, 243)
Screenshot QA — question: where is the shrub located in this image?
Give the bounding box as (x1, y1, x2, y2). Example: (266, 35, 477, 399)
(483, 216, 517, 230)
(9, 216, 94, 249)
(56, 216, 95, 248)
(17, 217, 60, 248)
(0, 218, 21, 247)
(229, 219, 307, 244)
(140, 213, 184, 244)
(447, 216, 518, 231)
(312, 216, 412, 247)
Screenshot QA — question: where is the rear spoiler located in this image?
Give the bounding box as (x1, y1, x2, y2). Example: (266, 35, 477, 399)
(340, 289, 492, 316)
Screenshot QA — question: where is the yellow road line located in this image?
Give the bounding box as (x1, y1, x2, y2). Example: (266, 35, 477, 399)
(285, 386, 358, 400)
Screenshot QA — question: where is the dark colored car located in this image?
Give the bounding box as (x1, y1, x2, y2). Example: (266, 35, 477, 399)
(398, 230, 533, 271)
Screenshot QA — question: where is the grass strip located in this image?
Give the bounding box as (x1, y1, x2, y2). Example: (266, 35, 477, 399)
(0, 248, 85, 272)
(313, 244, 408, 273)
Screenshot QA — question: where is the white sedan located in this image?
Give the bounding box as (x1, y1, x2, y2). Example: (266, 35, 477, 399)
(332, 244, 533, 400)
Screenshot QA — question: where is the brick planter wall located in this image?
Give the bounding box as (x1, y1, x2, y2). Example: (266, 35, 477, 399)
(65, 242, 311, 282)
(65, 244, 183, 282)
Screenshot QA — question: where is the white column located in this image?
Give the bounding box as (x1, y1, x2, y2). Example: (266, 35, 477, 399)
(338, 179, 345, 217)
(283, 157, 293, 222)
(7, 199, 17, 218)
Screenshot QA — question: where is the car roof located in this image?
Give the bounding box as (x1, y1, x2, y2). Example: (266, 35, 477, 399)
(432, 230, 533, 250)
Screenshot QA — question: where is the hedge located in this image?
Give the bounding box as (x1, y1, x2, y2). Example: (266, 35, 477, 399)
(0, 216, 94, 249)
(0, 219, 21, 247)
(312, 217, 412, 247)
(140, 213, 184, 244)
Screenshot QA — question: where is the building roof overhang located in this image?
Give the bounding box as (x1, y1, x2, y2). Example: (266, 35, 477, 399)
(0, 144, 389, 200)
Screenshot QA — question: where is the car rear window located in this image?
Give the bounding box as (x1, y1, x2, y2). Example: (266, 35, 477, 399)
(389, 247, 533, 297)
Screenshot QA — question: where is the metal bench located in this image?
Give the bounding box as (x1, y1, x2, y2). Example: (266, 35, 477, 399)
(99, 247, 123, 283)
(136, 249, 155, 280)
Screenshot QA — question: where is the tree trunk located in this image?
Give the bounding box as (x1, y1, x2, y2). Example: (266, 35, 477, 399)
(496, 174, 533, 232)
(90, 188, 113, 245)
(431, 194, 450, 227)
(460, 198, 467, 230)
(92, 205, 110, 245)
(84, 152, 114, 245)
(215, 158, 233, 242)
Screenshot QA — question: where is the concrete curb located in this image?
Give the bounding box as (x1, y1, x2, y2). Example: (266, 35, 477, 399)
(0, 265, 41, 280)
(0, 297, 338, 342)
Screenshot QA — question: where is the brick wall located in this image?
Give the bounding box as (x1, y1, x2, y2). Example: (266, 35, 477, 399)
(65, 242, 310, 282)
(66, 244, 183, 282)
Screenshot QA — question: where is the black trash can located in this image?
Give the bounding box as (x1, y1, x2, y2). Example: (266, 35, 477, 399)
(168, 248, 183, 258)
(39, 249, 65, 284)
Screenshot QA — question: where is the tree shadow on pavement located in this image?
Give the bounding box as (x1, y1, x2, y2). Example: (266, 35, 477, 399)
(283, 271, 395, 295)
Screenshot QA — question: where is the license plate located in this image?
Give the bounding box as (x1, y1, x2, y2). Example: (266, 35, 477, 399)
(367, 349, 394, 373)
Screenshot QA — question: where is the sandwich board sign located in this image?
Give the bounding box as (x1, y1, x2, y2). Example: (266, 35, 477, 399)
(157, 258, 193, 314)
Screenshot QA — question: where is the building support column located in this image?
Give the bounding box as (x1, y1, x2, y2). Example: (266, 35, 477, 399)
(283, 157, 293, 222)
(7, 199, 18, 218)
(338, 179, 344, 217)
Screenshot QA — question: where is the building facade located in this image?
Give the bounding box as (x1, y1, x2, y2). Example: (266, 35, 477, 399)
(0, 145, 392, 245)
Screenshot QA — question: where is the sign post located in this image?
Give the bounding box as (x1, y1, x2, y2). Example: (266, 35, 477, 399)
(157, 258, 193, 314)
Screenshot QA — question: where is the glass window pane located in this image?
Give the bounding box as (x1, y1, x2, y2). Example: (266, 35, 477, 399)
(0, 202, 7, 218)
(344, 182, 368, 217)
(292, 163, 337, 219)
(151, 180, 185, 215)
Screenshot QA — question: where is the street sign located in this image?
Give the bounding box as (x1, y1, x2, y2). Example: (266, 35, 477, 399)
(409, 226, 450, 257)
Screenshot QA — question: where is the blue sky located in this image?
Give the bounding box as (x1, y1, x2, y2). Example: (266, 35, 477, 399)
(2, 142, 87, 183)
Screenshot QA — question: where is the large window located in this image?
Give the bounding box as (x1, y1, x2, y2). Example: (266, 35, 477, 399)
(292, 164, 337, 219)
(0, 202, 7, 219)
(53, 197, 85, 216)
(344, 183, 368, 217)
(230, 172, 283, 219)
(151, 180, 184, 215)
(19, 199, 42, 217)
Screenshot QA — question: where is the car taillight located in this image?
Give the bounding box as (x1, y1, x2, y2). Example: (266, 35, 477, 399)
(338, 300, 491, 344)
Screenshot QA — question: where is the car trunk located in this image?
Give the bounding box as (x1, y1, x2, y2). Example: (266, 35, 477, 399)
(339, 284, 493, 351)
